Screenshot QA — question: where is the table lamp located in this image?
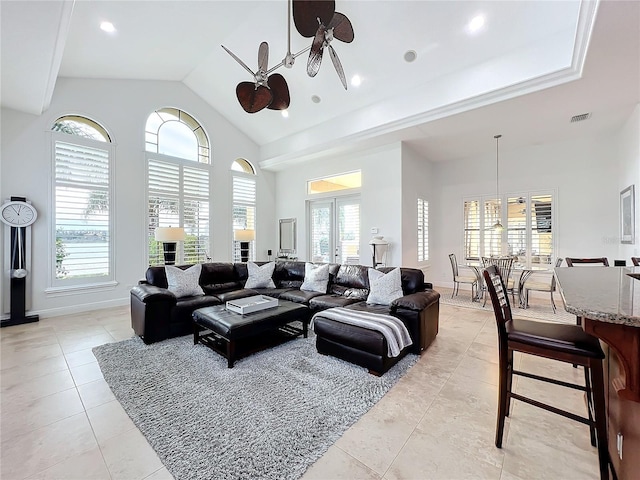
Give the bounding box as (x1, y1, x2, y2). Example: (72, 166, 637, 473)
(154, 227, 186, 265)
(234, 228, 255, 262)
(369, 235, 389, 267)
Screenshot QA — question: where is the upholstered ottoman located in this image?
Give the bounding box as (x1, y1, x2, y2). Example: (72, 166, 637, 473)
(193, 300, 311, 368)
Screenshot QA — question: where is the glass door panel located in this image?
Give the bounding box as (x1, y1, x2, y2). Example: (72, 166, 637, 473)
(309, 197, 360, 264)
(337, 198, 360, 264)
(310, 202, 332, 263)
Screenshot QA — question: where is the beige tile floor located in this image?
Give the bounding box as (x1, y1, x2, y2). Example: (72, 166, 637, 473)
(0, 300, 600, 480)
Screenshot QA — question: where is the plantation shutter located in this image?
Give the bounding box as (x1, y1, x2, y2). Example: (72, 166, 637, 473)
(183, 166, 210, 263)
(531, 194, 553, 266)
(338, 201, 359, 264)
(54, 141, 110, 280)
(507, 196, 527, 265)
(310, 203, 332, 263)
(232, 175, 256, 262)
(417, 198, 428, 262)
(148, 159, 209, 266)
(483, 199, 502, 257)
(464, 200, 480, 261)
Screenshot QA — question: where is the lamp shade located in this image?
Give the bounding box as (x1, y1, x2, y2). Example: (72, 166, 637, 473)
(234, 229, 255, 242)
(369, 235, 389, 264)
(154, 227, 186, 242)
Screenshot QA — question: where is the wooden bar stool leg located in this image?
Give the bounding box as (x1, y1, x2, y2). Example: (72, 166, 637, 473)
(583, 366, 597, 447)
(506, 349, 514, 416)
(495, 347, 510, 448)
(590, 359, 610, 480)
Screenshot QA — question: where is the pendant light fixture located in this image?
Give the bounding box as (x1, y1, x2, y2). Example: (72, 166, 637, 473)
(493, 134, 504, 231)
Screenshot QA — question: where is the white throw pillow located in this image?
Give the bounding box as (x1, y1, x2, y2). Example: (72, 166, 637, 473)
(245, 262, 276, 289)
(366, 267, 403, 305)
(165, 264, 204, 298)
(300, 263, 330, 293)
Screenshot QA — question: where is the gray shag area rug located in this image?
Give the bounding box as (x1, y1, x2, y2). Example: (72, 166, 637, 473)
(93, 332, 417, 480)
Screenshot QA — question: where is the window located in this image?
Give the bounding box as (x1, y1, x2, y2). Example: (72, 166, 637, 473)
(232, 163, 256, 262)
(463, 193, 554, 267)
(307, 171, 361, 194)
(309, 196, 360, 264)
(417, 198, 429, 262)
(146, 108, 210, 266)
(51, 116, 114, 287)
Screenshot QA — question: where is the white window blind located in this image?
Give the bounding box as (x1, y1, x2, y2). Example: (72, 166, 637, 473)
(54, 140, 111, 281)
(338, 201, 359, 264)
(483, 198, 501, 257)
(465, 193, 554, 267)
(147, 159, 209, 266)
(310, 203, 331, 263)
(464, 200, 480, 261)
(232, 175, 256, 262)
(417, 198, 429, 262)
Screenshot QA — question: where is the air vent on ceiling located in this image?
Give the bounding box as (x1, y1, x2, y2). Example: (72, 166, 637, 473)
(570, 113, 591, 123)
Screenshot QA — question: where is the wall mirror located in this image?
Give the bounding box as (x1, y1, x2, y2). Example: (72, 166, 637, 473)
(279, 218, 296, 253)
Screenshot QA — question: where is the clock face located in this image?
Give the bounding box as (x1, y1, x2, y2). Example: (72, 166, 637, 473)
(1, 201, 38, 227)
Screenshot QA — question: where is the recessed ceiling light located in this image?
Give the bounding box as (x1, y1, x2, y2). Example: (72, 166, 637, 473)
(311, 95, 321, 104)
(350, 75, 361, 87)
(404, 50, 417, 63)
(100, 21, 116, 33)
(466, 15, 485, 34)
(281, 110, 289, 118)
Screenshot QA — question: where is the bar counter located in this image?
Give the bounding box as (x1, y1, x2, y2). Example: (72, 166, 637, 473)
(556, 266, 640, 480)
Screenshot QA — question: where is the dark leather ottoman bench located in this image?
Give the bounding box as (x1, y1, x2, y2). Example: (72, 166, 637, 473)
(192, 300, 311, 368)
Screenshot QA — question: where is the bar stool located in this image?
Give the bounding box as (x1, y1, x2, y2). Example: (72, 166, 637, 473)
(483, 265, 611, 480)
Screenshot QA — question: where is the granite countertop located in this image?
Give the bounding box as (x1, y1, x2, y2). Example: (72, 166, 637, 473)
(555, 266, 640, 327)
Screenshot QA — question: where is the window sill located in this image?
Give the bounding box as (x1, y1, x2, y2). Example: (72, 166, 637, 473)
(45, 280, 119, 297)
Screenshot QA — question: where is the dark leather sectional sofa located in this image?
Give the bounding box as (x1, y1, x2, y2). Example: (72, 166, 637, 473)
(131, 261, 440, 374)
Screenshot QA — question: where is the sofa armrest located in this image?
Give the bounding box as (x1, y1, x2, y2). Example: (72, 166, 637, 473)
(391, 290, 440, 312)
(130, 284, 177, 304)
(130, 285, 177, 344)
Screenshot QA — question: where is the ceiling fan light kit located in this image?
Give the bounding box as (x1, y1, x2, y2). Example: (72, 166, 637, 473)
(222, 0, 354, 114)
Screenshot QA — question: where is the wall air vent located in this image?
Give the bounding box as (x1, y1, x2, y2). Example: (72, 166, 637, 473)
(570, 113, 591, 123)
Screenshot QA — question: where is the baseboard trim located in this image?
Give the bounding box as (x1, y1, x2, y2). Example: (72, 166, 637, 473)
(1, 297, 129, 321)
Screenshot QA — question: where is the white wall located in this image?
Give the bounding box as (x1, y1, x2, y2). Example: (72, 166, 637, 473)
(0, 78, 275, 318)
(274, 143, 403, 266)
(617, 103, 640, 261)
(430, 133, 621, 288)
(400, 143, 434, 270)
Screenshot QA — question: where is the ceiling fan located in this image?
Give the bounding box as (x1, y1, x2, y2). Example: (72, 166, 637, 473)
(221, 0, 354, 113)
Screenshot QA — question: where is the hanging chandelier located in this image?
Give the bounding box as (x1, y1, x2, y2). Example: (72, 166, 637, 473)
(221, 0, 355, 114)
(493, 134, 504, 231)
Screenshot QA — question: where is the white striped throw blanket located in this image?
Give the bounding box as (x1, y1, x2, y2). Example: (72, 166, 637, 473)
(311, 307, 412, 357)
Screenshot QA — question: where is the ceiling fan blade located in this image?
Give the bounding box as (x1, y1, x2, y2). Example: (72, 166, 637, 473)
(258, 42, 269, 72)
(236, 82, 273, 113)
(266, 73, 290, 110)
(328, 44, 347, 90)
(221, 45, 255, 77)
(330, 12, 354, 43)
(307, 29, 325, 77)
(293, 0, 335, 38)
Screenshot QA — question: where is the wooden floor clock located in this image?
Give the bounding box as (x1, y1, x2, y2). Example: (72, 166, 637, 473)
(1, 196, 39, 327)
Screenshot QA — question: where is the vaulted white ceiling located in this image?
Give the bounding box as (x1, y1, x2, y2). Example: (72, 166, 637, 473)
(1, 0, 638, 170)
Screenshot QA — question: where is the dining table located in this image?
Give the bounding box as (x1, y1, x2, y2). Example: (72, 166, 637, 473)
(555, 266, 640, 480)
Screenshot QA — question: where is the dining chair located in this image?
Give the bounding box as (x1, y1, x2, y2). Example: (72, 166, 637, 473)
(565, 257, 609, 267)
(481, 256, 515, 306)
(483, 266, 610, 480)
(522, 257, 563, 313)
(632, 257, 640, 266)
(448, 253, 478, 300)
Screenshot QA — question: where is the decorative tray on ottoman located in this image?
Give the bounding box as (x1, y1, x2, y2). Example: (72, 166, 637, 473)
(226, 295, 278, 315)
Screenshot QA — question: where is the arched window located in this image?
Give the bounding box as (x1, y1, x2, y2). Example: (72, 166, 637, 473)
(231, 158, 255, 174)
(232, 159, 256, 261)
(50, 115, 114, 288)
(145, 108, 211, 266)
(145, 108, 209, 163)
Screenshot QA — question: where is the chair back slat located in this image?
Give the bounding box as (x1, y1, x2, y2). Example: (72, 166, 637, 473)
(565, 257, 609, 267)
(632, 257, 640, 267)
(555, 258, 564, 267)
(449, 253, 459, 277)
(483, 265, 512, 340)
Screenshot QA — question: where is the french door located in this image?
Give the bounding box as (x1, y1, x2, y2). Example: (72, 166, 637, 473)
(308, 196, 360, 264)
